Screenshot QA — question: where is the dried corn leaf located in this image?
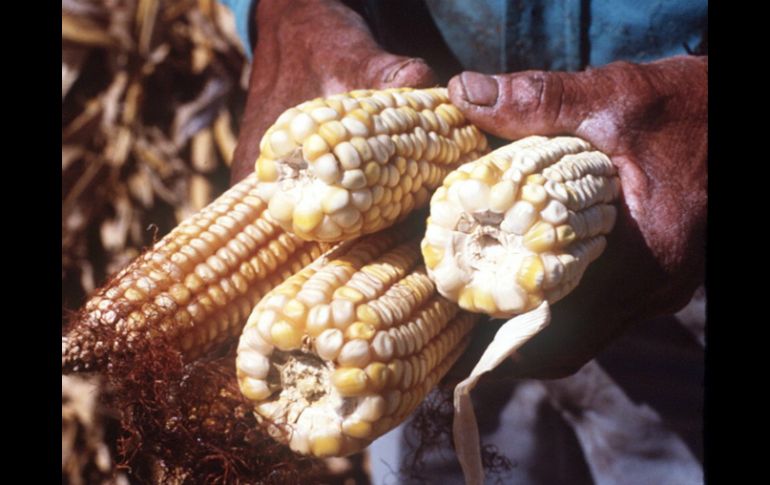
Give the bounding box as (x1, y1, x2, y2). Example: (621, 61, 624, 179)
(100, 72, 128, 131)
(188, 8, 230, 54)
(189, 173, 212, 210)
(62, 13, 115, 48)
(150, 170, 186, 206)
(191, 128, 216, 172)
(62, 47, 89, 100)
(62, 156, 103, 219)
(213, 2, 244, 56)
(171, 75, 231, 147)
(163, 0, 198, 22)
(62, 145, 85, 172)
(191, 44, 213, 74)
(62, 98, 103, 143)
(62, 374, 127, 485)
(173, 177, 197, 222)
(127, 167, 154, 208)
(198, 0, 214, 17)
(189, 11, 215, 73)
(100, 192, 132, 252)
(136, 0, 161, 55)
(105, 0, 136, 51)
(239, 61, 252, 90)
(141, 43, 171, 76)
(129, 213, 147, 247)
(131, 134, 177, 179)
(213, 109, 237, 166)
(79, 260, 96, 295)
(121, 81, 143, 126)
(62, 0, 108, 18)
(105, 126, 133, 167)
(63, 204, 88, 235)
(62, 1, 250, 478)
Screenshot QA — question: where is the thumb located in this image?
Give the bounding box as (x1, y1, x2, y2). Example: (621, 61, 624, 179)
(448, 70, 596, 141)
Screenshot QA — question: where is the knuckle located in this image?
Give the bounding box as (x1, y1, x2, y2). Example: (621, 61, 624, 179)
(506, 72, 547, 112)
(505, 72, 567, 125)
(385, 58, 436, 89)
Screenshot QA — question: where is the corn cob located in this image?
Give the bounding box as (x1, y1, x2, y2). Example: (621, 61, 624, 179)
(62, 173, 328, 372)
(254, 87, 489, 242)
(419, 136, 621, 485)
(422, 136, 621, 318)
(235, 221, 479, 457)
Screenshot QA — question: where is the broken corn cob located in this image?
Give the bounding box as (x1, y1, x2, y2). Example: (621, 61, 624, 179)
(236, 221, 479, 457)
(62, 173, 328, 372)
(422, 136, 621, 317)
(254, 87, 489, 242)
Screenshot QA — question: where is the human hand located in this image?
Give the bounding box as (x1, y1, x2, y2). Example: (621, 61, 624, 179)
(447, 56, 707, 378)
(230, 0, 436, 184)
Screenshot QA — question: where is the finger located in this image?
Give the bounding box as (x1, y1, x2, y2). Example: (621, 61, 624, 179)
(448, 70, 597, 141)
(365, 55, 437, 90)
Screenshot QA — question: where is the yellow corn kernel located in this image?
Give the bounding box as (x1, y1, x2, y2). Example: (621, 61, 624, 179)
(62, 173, 328, 373)
(423, 135, 620, 317)
(235, 222, 479, 458)
(254, 88, 489, 242)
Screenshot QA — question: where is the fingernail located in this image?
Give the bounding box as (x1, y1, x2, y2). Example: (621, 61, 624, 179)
(460, 72, 498, 106)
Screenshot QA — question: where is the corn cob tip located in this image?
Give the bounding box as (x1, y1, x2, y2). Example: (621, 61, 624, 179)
(62, 313, 110, 372)
(62, 173, 329, 373)
(62, 339, 91, 373)
(235, 222, 479, 457)
(61, 336, 80, 372)
(423, 136, 621, 318)
(253, 87, 488, 243)
(62, 307, 165, 373)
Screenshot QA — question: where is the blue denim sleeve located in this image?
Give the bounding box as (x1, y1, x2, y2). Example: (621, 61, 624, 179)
(218, 0, 257, 59)
(216, 0, 706, 69)
(425, 0, 707, 73)
(589, 0, 707, 66)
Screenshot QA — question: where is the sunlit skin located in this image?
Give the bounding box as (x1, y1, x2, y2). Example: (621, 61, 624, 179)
(230, 0, 707, 379)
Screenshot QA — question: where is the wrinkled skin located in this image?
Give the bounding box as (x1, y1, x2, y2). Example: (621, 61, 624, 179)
(230, 0, 707, 379)
(448, 58, 707, 378)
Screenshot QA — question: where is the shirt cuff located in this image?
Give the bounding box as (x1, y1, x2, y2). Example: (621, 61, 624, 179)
(218, 0, 257, 59)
